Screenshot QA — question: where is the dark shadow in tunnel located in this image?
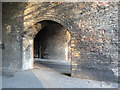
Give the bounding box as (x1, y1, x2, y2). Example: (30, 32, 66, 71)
(33, 20, 71, 76)
(35, 60, 71, 76)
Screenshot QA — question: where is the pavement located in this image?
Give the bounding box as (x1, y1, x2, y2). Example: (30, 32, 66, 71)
(2, 59, 118, 88)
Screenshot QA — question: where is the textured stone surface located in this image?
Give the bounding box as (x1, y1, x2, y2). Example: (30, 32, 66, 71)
(2, 2, 119, 82)
(2, 3, 28, 71)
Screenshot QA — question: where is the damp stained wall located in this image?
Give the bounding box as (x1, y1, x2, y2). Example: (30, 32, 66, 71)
(2, 3, 27, 71)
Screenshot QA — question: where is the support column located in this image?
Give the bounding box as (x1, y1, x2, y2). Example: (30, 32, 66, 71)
(22, 37, 33, 70)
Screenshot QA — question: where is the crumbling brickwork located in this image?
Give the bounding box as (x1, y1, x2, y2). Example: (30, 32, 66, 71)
(2, 2, 119, 82)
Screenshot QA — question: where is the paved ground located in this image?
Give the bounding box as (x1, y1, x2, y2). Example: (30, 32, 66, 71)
(2, 59, 118, 88)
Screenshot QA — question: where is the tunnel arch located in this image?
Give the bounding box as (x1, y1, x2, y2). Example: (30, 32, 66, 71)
(31, 17, 73, 38)
(33, 20, 71, 38)
(22, 18, 74, 70)
(34, 20, 71, 60)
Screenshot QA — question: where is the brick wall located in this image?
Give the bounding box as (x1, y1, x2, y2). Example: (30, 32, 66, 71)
(2, 2, 119, 82)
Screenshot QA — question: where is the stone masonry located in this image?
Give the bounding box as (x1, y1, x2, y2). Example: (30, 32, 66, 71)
(2, 2, 119, 83)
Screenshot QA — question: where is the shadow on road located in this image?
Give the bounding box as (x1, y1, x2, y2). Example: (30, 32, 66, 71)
(34, 58, 71, 76)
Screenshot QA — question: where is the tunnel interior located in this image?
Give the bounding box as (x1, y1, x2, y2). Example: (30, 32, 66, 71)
(34, 20, 71, 74)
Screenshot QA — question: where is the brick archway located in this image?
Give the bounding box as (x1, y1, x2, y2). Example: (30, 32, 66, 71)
(22, 18, 74, 70)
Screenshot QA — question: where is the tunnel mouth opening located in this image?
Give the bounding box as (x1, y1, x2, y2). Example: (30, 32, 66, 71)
(33, 20, 71, 75)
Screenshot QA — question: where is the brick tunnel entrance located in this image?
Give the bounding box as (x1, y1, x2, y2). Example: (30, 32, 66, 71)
(33, 20, 71, 74)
